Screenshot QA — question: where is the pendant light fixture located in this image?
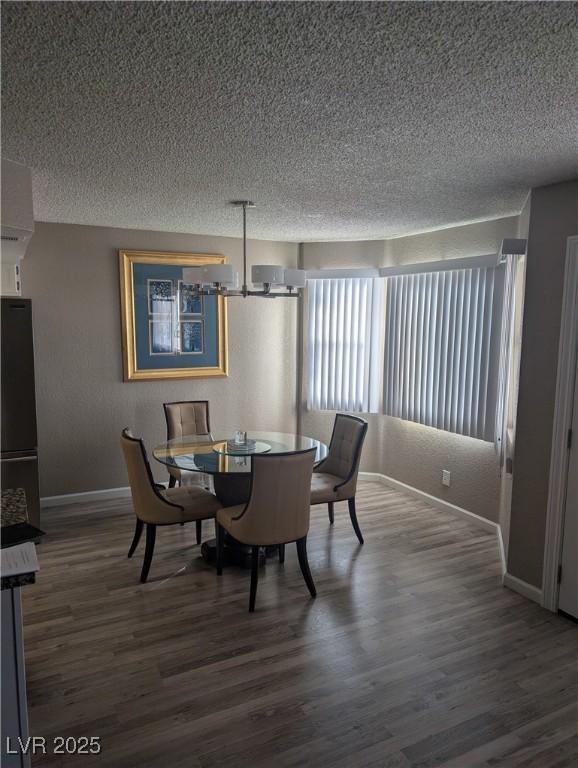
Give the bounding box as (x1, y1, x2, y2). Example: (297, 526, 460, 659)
(182, 201, 305, 298)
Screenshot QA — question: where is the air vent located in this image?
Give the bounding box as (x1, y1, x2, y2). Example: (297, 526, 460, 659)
(0, 262, 22, 296)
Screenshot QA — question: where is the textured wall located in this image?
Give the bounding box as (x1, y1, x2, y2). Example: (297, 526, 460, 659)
(508, 179, 578, 587)
(22, 223, 298, 496)
(301, 216, 520, 523)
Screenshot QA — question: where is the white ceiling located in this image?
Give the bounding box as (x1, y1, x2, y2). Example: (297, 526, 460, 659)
(2, 2, 576, 242)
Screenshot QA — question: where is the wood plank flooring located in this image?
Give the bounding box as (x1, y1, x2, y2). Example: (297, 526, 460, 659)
(21, 479, 578, 767)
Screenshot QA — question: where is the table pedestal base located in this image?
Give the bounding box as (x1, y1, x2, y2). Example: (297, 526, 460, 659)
(201, 537, 272, 569)
(203, 474, 279, 568)
(213, 474, 251, 507)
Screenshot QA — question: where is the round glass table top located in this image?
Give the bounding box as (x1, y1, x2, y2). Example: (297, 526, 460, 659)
(152, 431, 328, 475)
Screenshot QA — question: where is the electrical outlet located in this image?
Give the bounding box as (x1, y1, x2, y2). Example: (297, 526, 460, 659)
(442, 470, 451, 487)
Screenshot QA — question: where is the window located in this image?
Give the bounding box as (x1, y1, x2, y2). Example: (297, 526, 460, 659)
(305, 258, 517, 445)
(306, 277, 382, 412)
(383, 267, 505, 441)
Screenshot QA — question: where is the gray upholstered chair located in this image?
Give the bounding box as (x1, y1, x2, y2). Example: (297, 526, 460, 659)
(216, 448, 317, 612)
(310, 414, 368, 544)
(120, 429, 220, 583)
(163, 400, 211, 543)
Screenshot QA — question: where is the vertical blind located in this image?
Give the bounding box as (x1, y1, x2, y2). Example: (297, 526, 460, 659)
(383, 267, 504, 441)
(307, 278, 382, 412)
(494, 255, 519, 460)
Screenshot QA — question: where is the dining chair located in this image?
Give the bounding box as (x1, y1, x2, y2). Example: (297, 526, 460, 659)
(216, 448, 317, 612)
(163, 400, 211, 544)
(120, 429, 220, 583)
(310, 414, 368, 544)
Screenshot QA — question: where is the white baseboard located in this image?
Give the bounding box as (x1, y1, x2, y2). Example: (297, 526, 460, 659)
(40, 486, 132, 508)
(503, 572, 543, 605)
(360, 471, 545, 605)
(497, 526, 507, 577)
(360, 471, 499, 534)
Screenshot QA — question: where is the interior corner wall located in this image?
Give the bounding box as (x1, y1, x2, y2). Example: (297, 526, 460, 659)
(301, 216, 520, 523)
(21, 222, 299, 497)
(497, 193, 532, 559)
(508, 178, 578, 588)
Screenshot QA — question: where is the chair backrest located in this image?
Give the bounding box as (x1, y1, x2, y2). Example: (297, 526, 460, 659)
(318, 414, 368, 491)
(231, 448, 317, 546)
(120, 429, 182, 524)
(163, 401, 210, 440)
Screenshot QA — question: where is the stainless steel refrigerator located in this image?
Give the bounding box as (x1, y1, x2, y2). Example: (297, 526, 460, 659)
(1, 297, 40, 527)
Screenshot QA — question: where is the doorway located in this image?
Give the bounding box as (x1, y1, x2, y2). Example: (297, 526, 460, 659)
(543, 235, 578, 616)
(558, 350, 578, 618)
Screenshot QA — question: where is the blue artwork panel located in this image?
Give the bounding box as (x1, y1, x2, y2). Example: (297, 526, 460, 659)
(179, 282, 203, 315)
(149, 321, 175, 354)
(181, 321, 204, 354)
(133, 262, 219, 370)
(149, 280, 174, 315)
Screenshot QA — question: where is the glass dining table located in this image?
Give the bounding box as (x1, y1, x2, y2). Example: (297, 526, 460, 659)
(153, 431, 328, 567)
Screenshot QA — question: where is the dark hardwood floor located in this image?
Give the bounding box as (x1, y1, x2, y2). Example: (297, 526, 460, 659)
(22, 479, 578, 767)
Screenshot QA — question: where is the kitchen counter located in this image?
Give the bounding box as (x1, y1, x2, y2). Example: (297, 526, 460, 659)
(1, 487, 40, 589)
(1, 487, 28, 524)
(1, 487, 39, 768)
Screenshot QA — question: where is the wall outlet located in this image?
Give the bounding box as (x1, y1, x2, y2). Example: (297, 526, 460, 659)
(442, 470, 451, 487)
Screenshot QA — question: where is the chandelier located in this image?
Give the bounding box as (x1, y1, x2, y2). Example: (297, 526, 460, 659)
(183, 201, 305, 298)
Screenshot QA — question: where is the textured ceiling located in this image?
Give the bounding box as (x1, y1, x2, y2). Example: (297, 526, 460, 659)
(2, 1, 577, 241)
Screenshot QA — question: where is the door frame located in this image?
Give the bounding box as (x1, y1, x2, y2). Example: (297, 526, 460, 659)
(543, 236, 578, 611)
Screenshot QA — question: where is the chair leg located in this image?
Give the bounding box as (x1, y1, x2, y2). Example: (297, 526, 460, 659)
(128, 518, 144, 558)
(168, 474, 183, 525)
(296, 537, 317, 598)
(216, 523, 224, 576)
(328, 502, 334, 524)
(279, 543, 285, 564)
(196, 520, 202, 545)
(348, 497, 364, 545)
(249, 546, 260, 612)
(176, 478, 186, 525)
(140, 524, 157, 583)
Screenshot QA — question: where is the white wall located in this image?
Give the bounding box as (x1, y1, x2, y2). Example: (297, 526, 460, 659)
(508, 178, 578, 587)
(24, 211, 530, 526)
(498, 194, 531, 557)
(22, 222, 298, 496)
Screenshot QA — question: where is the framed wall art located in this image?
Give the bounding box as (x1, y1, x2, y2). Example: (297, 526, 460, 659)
(119, 250, 228, 381)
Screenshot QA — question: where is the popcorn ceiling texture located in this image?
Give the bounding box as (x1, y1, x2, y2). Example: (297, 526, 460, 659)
(2, 1, 576, 241)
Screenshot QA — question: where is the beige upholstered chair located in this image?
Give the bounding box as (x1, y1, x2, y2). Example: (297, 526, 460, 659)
(163, 400, 211, 543)
(310, 414, 368, 544)
(120, 429, 220, 583)
(216, 448, 317, 612)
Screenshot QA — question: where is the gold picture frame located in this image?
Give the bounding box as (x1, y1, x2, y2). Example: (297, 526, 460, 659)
(119, 250, 228, 381)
